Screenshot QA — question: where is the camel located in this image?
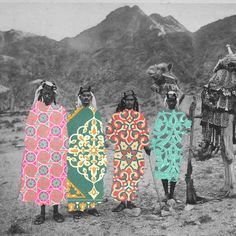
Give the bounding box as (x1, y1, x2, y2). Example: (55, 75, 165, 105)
(198, 45, 236, 197)
(146, 45, 236, 198)
(146, 62, 194, 114)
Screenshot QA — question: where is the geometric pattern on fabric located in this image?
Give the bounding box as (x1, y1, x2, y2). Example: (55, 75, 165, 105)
(106, 109, 149, 201)
(151, 110, 191, 182)
(67, 106, 107, 212)
(66, 179, 86, 198)
(19, 101, 68, 206)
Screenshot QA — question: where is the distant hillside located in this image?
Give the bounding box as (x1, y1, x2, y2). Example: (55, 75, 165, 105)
(0, 6, 235, 112)
(61, 5, 189, 52)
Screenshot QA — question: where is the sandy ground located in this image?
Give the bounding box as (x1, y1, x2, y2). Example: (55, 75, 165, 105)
(0, 111, 236, 236)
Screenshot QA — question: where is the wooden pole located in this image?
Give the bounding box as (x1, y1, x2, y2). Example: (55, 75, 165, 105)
(185, 96, 198, 204)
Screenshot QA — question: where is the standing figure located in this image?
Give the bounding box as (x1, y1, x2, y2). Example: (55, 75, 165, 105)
(66, 86, 107, 221)
(151, 91, 192, 201)
(106, 90, 150, 212)
(19, 81, 68, 225)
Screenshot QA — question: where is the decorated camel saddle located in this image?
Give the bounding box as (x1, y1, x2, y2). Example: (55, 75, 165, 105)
(199, 44, 236, 159)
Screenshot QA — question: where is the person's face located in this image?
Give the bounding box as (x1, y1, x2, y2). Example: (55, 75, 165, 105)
(125, 95, 135, 110)
(79, 91, 92, 107)
(41, 84, 55, 106)
(166, 97, 177, 110)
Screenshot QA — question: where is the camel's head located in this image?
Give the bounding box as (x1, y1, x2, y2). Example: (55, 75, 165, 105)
(213, 45, 236, 73)
(213, 54, 236, 73)
(147, 63, 175, 82)
(146, 62, 180, 97)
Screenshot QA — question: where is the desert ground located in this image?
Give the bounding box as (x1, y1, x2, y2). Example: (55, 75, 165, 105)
(0, 105, 236, 236)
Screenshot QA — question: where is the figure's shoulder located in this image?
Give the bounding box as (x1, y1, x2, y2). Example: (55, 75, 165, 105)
(157, 111, 164, 115)
(89, 106, 97, 113)
(59, 104, 66, 111)
(176, 111, 187, 117)
(128, 109, 145, 120)
(157, 110, 169, 117)
(67, 107, 82, 121)
(154, 111, 165, 121)
(137, 111, 146, 119)
(29, 101, 37, 112)
(112, 111, 122, 120)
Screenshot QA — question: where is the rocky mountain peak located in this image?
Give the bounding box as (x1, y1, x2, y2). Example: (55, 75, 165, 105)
(105, 5, 145, 19)
(61, 5, 189, 52)
(150, 14, 188, 33)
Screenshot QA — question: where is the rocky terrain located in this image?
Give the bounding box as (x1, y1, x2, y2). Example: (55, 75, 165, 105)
(0, 101, 236, 236)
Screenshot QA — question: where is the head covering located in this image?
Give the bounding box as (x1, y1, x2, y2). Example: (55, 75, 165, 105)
(77, 86, 97, 109)
(123, 90, 136, 99)
(164, 90, 179, 109)
(32, 80, 57, 106)
(166, 90, 177, 99)
(116, 90, 139, 112)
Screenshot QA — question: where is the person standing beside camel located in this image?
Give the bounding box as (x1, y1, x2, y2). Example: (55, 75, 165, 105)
(151, 91, 192, 201)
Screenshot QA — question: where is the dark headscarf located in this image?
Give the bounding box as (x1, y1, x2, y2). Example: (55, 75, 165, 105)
(116, 90, 139, 112)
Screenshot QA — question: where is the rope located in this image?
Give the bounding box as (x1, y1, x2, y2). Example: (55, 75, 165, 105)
(154, 91, 158, 113)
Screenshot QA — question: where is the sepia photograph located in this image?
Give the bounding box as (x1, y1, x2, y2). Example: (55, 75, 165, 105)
(0, 0, 236, 235)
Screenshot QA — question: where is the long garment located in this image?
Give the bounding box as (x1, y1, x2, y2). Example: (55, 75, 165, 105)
(106, 109, 149, 201)
(66, 106, 107, 212)
(151, 110, 192, 182)
(19, 101, 68, 206)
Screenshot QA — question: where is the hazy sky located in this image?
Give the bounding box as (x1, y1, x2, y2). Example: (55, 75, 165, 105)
(0, 1, 235, 40)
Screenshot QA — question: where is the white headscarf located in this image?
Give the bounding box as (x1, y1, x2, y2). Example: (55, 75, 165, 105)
(32, 80, 57, 107)
(77, 91, 97, 109)
(164, 90, 179, 110)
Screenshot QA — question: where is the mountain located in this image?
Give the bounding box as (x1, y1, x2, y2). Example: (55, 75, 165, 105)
(60, 5, 194, 106)
(0, 5, 235, 113)
(0, 29, 80, 110)
(61, 5, 189, 52)
(0, 29, 35, 48)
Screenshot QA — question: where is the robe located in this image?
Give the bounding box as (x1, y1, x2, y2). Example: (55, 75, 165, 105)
(19, 101, 68, 205)
(151, 110, 191, 182)
(106, 109, 149, 201)
(66, 106, 107, 212)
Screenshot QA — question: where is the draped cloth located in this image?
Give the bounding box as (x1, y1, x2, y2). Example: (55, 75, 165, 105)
(19, 101, 68, 205)
(66, 106, 107, 212)
(106, 109, 149, 201)
(151, 110, 192, 182)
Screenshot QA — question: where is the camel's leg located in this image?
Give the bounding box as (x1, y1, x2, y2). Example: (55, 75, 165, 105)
(221, 114, 236, 197)
(221, 147, 230, 192)
(227, 161, 236, 197)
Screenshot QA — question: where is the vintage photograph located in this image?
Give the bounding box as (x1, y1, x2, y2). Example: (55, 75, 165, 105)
(0, 0, 236, 235)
